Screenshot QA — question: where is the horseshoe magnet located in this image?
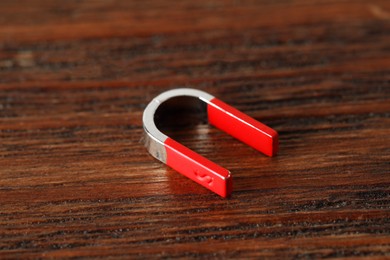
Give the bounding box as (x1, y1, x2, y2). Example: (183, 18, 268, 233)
(143, 88, 278, 198)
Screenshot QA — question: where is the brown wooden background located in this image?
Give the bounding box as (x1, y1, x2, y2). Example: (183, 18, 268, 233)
(1, 0, 389, 258)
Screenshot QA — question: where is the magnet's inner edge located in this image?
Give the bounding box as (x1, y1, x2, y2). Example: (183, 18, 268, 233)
(155, 96, 208, 132)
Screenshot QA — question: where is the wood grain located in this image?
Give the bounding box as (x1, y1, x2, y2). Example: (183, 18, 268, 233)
(1, 0, 389, 258)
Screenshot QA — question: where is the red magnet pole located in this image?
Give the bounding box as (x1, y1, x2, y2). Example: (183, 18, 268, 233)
(143, 88, 278, 198)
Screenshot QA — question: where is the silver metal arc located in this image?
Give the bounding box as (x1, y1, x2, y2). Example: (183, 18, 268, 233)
(142, 88, 214, 163)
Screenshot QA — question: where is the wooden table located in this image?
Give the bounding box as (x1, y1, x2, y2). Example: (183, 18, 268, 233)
(1, 1, 389, 258)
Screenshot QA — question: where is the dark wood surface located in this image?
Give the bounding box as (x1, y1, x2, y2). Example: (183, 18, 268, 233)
(1, 1, 390, 258)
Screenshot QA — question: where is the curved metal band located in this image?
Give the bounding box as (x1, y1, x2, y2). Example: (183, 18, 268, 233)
(142, 88, 214, 164)
(142, 88, 278, 197)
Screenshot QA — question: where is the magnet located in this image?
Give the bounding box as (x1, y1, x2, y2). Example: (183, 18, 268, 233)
(143, 88, 278, 198)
